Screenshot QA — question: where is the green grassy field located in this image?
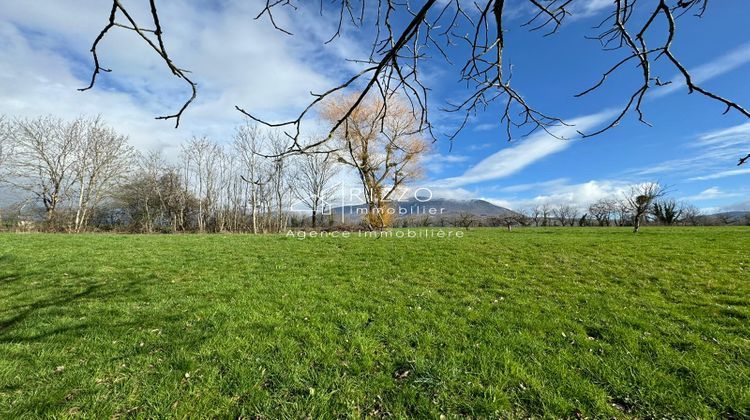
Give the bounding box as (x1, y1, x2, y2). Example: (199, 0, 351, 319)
(0, 228, 748, 418)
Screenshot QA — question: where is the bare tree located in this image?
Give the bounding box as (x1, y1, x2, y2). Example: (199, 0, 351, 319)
(293, 146, 338, 228)
(540, 203, 552, 227)
(182, 137, 222, 232)
(80, 1, 750, 164)
(6, 116, 79, 226)
(529, 206, 542, 227)
(589, 198, 616, 227)
(681, 204, 702, 226)
(453, 212, 477, 231)
(266, 132, 294, 232)
(233, 123, 267, 234)
(553, 204, 578, 227)
(322, 95, 429, 230)
(715, 213, 733, 226)
(625, 183, 666, 233)
(71, 117, 135, 232)
(0, 116, 12, 179)
(497, 212, 528, 231)
(614, 199, 633, 227)
(118, 151, 196, 233)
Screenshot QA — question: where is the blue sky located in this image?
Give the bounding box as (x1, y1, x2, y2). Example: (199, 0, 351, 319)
(1, 1, 749, 212)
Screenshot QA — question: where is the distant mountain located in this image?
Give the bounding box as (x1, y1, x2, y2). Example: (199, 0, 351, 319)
(331, 198, 514, 220)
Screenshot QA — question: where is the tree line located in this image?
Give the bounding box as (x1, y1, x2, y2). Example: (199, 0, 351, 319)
(438, 184, 746, 232)
(0, 96, 430, 233)
(0, 110, 744, 234)
(0, 116, 328, 233)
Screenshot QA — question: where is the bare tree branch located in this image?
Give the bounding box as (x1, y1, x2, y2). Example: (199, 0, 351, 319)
(81, 0, 196, 128)
(78, 0, 750, 163)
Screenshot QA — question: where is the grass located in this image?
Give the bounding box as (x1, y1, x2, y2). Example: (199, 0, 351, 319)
(0, 227, 749, 418)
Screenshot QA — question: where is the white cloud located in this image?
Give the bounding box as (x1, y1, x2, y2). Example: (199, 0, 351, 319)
(473, 123, 498, 132)
(696, 121, 750, 147)
(421, 177, 642, 212)
(571, 0, 614, 18)
(689, 168, 750, 181)
(653, 42, 750, 98)
(0, 1, 367, 156)
(423, 153, 471, 174)
(682, 187, 743, 202)
(489, 179, 635, 211)
(495, 178, 571, 193)
(431, 110, 615, 188)
(630, 120, 750, 178)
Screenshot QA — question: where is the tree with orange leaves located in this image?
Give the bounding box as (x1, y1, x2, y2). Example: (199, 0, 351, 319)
(321, 95, 429, 230)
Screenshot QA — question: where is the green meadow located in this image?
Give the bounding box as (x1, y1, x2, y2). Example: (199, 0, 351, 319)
(0, 227, 748, 418)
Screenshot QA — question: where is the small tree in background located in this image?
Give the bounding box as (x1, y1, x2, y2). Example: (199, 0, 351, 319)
(681, 204, 703, 226)
(293, 149, 338, 228)
(652, 199, 683, 226)
(589, 199, 616, 226)
(453, 213, 477, 230)
(553, 204, 578, 227)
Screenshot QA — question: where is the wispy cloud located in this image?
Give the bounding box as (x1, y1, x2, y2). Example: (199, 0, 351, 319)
(630, 120, 750, 178)
(424, 153, 471, 174)
(454, 41, 750, 189)
(495, 178, 571, 193)
(653, 42, 750, 98)
(689, 168, 750, 181)
(570, 0, 614, 19)
(431, 110, 616, 188)
(682, 187, 743, 202)
(473, 123, 497, 132)
(696, 121, 750, 146)
(482, 179, 637, 211)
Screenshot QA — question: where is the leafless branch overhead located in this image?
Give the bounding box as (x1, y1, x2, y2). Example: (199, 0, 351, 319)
(79, 0, 749, 162)
(80, 0, 196, 128)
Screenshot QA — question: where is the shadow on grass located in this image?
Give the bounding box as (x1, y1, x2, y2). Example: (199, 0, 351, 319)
(0, 272, 161, 341)
(0, 282, 107, 334)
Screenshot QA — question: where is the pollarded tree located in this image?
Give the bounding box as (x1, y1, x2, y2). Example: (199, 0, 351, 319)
(79, 1, 750, 164)
(322, 95, 429, 230)
(626, 182, 666, 233)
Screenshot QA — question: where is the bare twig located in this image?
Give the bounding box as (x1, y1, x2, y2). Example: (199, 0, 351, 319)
(79, 0, 749, 164)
